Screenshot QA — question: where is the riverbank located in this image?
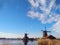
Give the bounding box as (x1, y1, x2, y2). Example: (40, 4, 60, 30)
(37, 39, 60, 45)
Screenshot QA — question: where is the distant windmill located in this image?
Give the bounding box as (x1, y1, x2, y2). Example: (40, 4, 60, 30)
(23, 33, 36, 45)
(23, 33, 29, 45)
(41, 26, 51, 38)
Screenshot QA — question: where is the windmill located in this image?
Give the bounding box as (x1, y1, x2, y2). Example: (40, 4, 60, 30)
(41, 26, 51, 38)
(23, 33, 36, 45)
(23, 33, 29, 45)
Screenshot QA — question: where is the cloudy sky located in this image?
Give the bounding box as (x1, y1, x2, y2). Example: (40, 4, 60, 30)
(0, 0, 60, 38)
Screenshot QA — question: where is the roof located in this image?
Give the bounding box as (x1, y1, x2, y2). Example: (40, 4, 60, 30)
(48, 35, 56, 39)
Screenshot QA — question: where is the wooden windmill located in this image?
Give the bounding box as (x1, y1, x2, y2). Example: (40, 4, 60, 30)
(41, 26, 51, 38)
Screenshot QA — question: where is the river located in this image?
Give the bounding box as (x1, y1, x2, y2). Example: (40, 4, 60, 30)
(0, 40, 38, 45)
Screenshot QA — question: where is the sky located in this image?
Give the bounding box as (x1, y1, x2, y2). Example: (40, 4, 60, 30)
(0, 0, 60, 38)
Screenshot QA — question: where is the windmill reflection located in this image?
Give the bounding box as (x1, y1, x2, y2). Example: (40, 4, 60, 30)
(23, 33, 29, 45)
(23, 33, 36, 45)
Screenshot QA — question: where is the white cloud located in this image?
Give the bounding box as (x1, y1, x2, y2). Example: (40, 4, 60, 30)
(39, 0, 46, 6)
(27, 11, 39, 18)
(28, 0, 39, 7)
(0, 32, 23, 38)
(28, 0, 60, 24)
(51, 21, 60, 32)
(48, 0, 56, 11)
(49, 21, 60, 38)
(28, 0, 57, 24)
(27, 0, 60, 37)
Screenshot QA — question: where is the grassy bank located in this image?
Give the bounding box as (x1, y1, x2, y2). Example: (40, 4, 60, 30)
(37, 39, 60, 45)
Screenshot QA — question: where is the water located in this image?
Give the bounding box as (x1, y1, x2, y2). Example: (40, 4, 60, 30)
(0, 40, 38, 45)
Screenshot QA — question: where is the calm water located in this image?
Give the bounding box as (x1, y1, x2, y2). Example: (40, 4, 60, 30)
(0, 40, 38, 45)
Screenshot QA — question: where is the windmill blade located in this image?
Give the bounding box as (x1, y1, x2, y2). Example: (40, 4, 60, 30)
(41, 30, 44, 31)
(46, 31, 51, 32)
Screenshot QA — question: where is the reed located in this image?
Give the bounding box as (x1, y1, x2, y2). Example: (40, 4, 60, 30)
(37, 39, 60, 45)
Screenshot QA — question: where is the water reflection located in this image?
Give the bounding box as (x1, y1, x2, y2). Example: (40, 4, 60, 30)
(0, 40, 37, 45)
(23, 33, 29, 45)
(23, 33, 37, 45)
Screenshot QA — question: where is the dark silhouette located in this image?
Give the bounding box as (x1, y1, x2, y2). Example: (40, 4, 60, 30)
(23, 33, 36, 45)
(23, 33, 29, 45)
(48, 35, 56, 39)
(42, 30, 51, 38)
(41, 26, 51, 38)
(41, 26, 56, 39)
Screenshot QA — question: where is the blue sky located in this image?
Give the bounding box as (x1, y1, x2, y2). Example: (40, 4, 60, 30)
(0, 0, 60, 38)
